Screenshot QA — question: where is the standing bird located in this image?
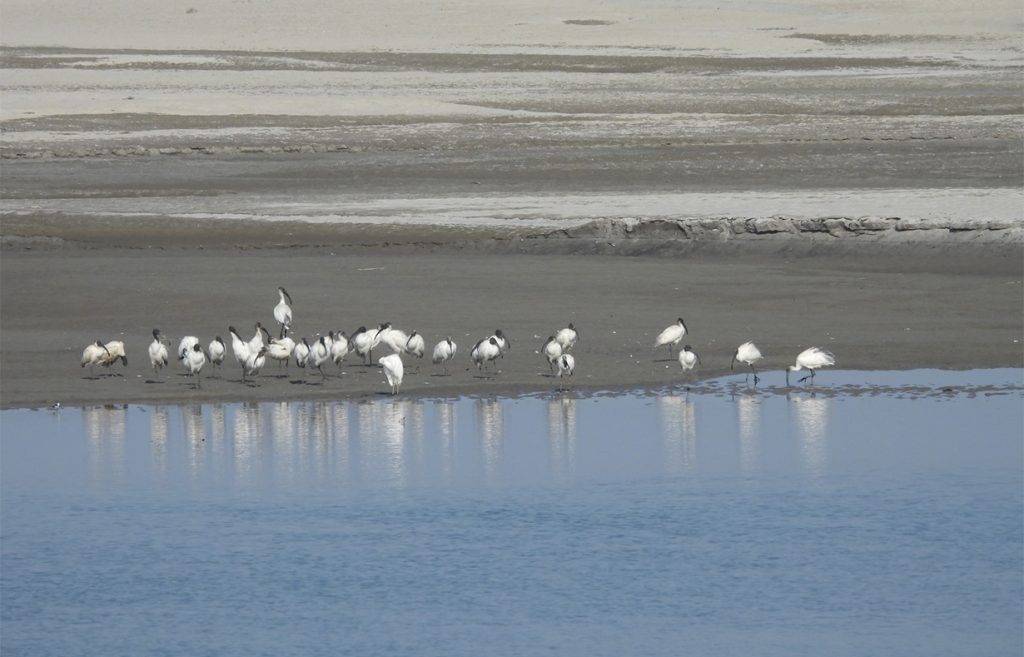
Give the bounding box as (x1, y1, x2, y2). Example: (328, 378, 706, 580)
(148, 329, 169, 379)
(405, 331, 426, 359)
(180, 343, 209, 389)
(471, 336, 501, 373)
(309, 335, 331, 380)
(491, 329, 511, 357)
(555, 323, 580, 352)
(378, 323, 411, 354)
(379, 353, 404, 395)
(731, 341, 764, 385)
(557, 353, 575, 390)
(245, 346, 268, 380)
(101, 341, 128, 371)
(247, 322, 266, 354)
(542, 335, 563, 375)
(178, 335, 199, 361)
(81, 340, 110, 378)
(786, 347, 836, 386)
(350, 326, 375, 364)
(654, 318, 688, 356)
(274, 287, 293, 339)
(432, 337, 457, 375)
(265, 334, 295, 372)
(228, 325, 252, 382)
(208, 336, 226, 375)
(293, 336, 311, 377)
(330, 330, 349, 370)
(678, 345, 701, 378)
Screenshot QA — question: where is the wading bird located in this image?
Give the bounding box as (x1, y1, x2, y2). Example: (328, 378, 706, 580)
(432, 337, 457, 375)
(102, 341, 128, 371)
(350, 326, 375, 364)
(148, 329, 169, 379)
(330, 330, 349, 370)
(491, 329, 511, 357)
(557, 353, 575, 390)
(678, 344, 700, 379)
(731, 341, 763, 385)
(654, 318, 688, 355)
(309, 335, 331, 380)
(228, 326, 252, 382)
(274, 287, 293, 338)
(245, 346, 268, 380)
(786, 347, 835, 386)
(379, 353, 404, 395)
(542, 335, 563, 375)
(180, 343, 209, 389)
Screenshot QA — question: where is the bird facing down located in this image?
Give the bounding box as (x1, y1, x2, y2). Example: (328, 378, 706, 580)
(491, 329, 511, 357)
(81, 340, 110, 377)
(180, 343, 209, 388)
(330, 331, 349, 368)
(654, 318, 688, 355)
(350, 326, 375, 364)
(432, 337, 457, 375)
(786, 347, 836, 386)
(102, 341, 128, 369)
(555, 323, 580, 352)
(274, 287, 293, 339)
(208, 336, 225, 373)
(557, 353, 575, 390)
(148, 329, 169, 378)
(405, 331, 426, 359)
(245, 346, 268, 379)
(732, 341, 763, 384)
(379, 353, 404, 395)
(309, 335, 331, 380)
(542, 335, 563, 375)
(471, 336, 501, 373)
(678, 344, 700, 375)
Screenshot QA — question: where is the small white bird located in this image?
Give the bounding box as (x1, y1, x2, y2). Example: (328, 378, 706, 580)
(228, 325, 252, 382)
(148, 329, 169, 379)
(293, 337, 311, 374)
(208, 336, 225, 374)
(180, 343, 209, 388)
(542, 335, 563, 375)
(330, 330, 349, 369)
(177, 335, 199, 361)
(405, 331, 426, 359)
(377, 323, 411, 354)
(731, 341, 764, 384)
(432, 337, 457, 375)
(102, 341, 128, 372)
(81, 340, 110, 378)
(678, 344, 701, 376)
(245, 346, 268, 379)
(654, 318, 688, 355)
(471, 336, 502, 373)
(274, 287, 293, 339)
(557, 353, 575, 390)
(265, 335, 295, 371)
(309, 335, 331, 380)
(555, 323, 580, 352)
(786, 347, 836, 386)
(379, 353, 404, 395)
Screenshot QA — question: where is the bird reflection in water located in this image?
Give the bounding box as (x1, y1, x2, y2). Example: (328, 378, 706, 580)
(475, 398, 504, 481)
(233, 402, 263, 486)
(547, 395, 577, 482)
(84, 404, 127, 482)
(181, 405, 206, 478)
(437, 401, 457, 483)
(150, 405, 170, 478)
(658, 394, 696, 474)
(736, 393, 762, 473)
(790, 392, 831, 476)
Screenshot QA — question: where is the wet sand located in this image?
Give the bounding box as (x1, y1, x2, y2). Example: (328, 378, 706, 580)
(1, 237, 1020, 409)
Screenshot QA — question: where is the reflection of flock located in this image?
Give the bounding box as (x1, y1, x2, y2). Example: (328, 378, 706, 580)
(80, 287, 835, 395)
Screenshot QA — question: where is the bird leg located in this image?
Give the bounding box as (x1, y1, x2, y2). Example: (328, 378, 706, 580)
(752, 366, 760, 385)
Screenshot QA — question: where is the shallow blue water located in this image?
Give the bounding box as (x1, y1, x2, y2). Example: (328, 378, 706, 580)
(2, 370, 1022, 657)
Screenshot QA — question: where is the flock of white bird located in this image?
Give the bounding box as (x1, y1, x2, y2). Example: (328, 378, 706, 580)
(81, 287, 836, 395)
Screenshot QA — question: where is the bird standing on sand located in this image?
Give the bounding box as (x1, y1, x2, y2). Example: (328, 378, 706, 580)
(208, 336, 225, 374)
(309, 335, 331, 380)
(379, 353, 404, 395)
(274, 287, 293, 339)
(557, 353, 575, 390)
(330, 331, 349, 369)
(471, 336, 501, 373)
(148, 329, 169, 379)
(432, 337, 457, 375)
(245, 346, 268, 380)
(731, 341, 763, 384)
(350, 326, 375, 364)
(786, 347, 835, 386)
(542, 335, 563, 375)
(654, 318, 688, 355)
(555, 323, 580, 352)
(491, 329, 511, 357)
(228, 326, 252, 382)
(181, 343, 209, 389)
(81, 340, 110, 378)
(678, 344, 700, 378)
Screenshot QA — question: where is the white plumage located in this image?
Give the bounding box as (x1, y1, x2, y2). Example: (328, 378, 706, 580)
(102, 341, 128, 369)
(80, 340, 110, 377)
(293, 337, 311, 371)
(654, 318, 688, 354)
(405, 331, 426, 359)
(542, 336, 563, 374)
(148, 329, 169, 378)
(786, 347, 836, 385)
(330, 331, 349, 368)
(554, 323, 579, 352)
(180, 343, 208, 388)
(228, 326, 252, 381)
(273, 287, 292, 338)
(309, 335, 331, 379)
(678, 345, 700, 372)
(350, 326, 376, 364)
(471, 336, 501, 372)
(432, 337, 457, 375)
(732, 341, 763, 384)
(491, 329, 511, 357)
(245, 347, 267, 379)
(208, 336, 225, 373)
(557, 353, 575, 390)
(379, 353, 404, 395)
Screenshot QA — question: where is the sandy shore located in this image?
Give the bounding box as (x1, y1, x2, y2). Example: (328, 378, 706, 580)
(1, 236, 1020, 409)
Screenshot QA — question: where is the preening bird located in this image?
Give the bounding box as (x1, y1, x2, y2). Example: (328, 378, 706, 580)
(148, 329, 169, 378)
(678, 344, 700, 377)
(265, 334, 295, 371)
(350, 326, 375, 364)
(274, 287, 293, 338)
(379, 353, 404, 395)
(557, 353, 575, 390)
(555, 323, 580, 352)
(731, 341, 763, 384)
(377, 323, 410, 354)
(786, 347, 835, 386)
(542, 335, 563, 375)
(245, 346, 268, 379)
(309, 335, 331, 380)
(330, 330, 349, 369)
(293, 336, 311, 374)
(208, 336, 225, 374)
(471, 336, 501, 373)
(178, 336, 199, 361)
(405, 331, 425, 359)
(654, 318, 688, 355)
(432, 337, 457, 375)
(491, 329, 511, 357)
(81, 340, 110, 378)
(247, 322, 266, 353)
(180, 343, 209, 388)
(102, 341, 128, 370)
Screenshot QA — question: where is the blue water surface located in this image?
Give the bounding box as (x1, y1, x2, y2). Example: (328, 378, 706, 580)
(2, 370, 1022, 657)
